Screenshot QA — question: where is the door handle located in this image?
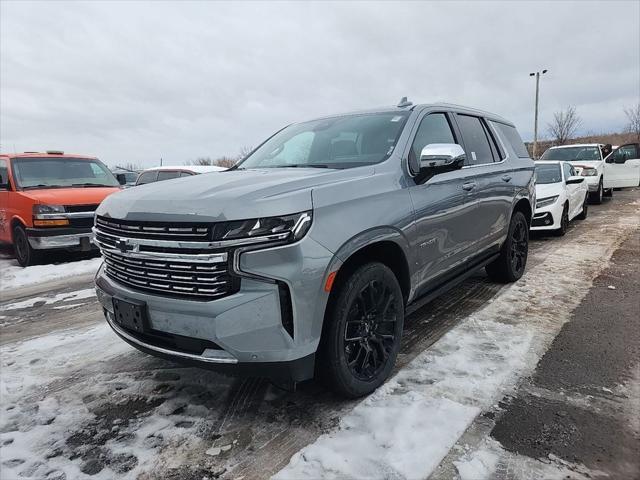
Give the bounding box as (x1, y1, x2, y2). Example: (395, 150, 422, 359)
(462, 182, 477, 191)
(501, 174, 512, 182)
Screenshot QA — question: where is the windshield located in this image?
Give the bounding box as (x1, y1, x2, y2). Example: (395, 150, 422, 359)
(236, 112, 410, 170)
(540, 146, 601, 161)
(12, 157, 120, 189)
(535, 163, 562, 184)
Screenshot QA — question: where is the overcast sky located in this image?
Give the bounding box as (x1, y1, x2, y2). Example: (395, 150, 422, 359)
(1, 1, 639, 168)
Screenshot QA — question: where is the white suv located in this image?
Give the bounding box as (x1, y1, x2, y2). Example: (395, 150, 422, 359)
(539, 144, 611, 204)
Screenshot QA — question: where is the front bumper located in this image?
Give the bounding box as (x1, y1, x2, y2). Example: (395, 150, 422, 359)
(26, 227, 95, 250)
(582, 176, 600, 192)
(531, 202, 562, 230)
(95, 234, 335, 381)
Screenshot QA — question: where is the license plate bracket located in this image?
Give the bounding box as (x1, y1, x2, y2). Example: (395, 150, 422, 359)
(112, 297, 148, 334)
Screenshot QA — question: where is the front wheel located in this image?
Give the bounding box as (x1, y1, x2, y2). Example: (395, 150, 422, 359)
(320, 262, 404, 398)
(486, 210, 529, 283)
(577, 194, 589, 220)
(590, 178, 603, 204)
(13, 225, 41, 267)
(553, 204, 569, 236)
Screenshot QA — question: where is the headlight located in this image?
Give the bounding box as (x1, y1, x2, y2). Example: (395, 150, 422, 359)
(580, 168, 598, 177)
(213, 211, 312, 243)
(536, 196, 558, 208)
(32, 204, 69, 226)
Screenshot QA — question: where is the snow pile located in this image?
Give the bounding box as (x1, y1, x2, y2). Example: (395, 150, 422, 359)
(275, 216, 635, 479)
(0, 256, 102, 292)
(2, 288, 95, 311)
(276, 391, 477, 480)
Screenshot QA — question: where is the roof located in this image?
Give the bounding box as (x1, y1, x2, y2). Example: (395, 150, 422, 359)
(303, 102, 514, 127)
(534, 160, 563, 165)
(142, 165, 226, 173)
(547, 143, 603, 149)
(0, 152, 97, 159)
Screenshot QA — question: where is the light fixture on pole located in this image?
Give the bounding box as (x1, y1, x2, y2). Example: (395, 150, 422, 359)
(529, 69, 548, 159)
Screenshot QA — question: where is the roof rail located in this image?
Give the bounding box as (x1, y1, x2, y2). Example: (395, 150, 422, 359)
(46, 150, 64, 155)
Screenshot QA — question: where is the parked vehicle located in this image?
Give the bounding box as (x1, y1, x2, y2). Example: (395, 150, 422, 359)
(604, 143, 640, 188)
(135, 165, 225, 186)
(532, 161, 588, 236)
(539, 144, 612, 204)
(0, 151, 121, 266)
(112, 168, 140, 188)
(94, 101, 535, 397)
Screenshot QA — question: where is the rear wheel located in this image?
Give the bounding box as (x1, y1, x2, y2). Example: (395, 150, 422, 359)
(486, 211, 529, 283)
(13, 224, 40, 267)
(590, 178, 603, 204)
(554, 204, 569, 236)
(320, 262, 404, 398)
(577, 194, 589, 220)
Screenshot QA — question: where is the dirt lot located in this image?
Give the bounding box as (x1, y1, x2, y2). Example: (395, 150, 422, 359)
(1, 188, 638, 480)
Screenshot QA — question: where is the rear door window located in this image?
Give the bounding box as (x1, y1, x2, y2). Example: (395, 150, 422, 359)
(456, 115, 496, 165)
(157, 170, 181, 181)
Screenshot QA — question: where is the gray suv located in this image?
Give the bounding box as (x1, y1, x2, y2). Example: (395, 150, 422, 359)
(94, 101, 534, 397)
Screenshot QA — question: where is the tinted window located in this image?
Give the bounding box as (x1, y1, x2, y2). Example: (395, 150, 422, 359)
(456, 115, 495, 165)
(411, 113, 456, 160)
(157, 170, 181, 181)
(179, 171, 195, 177)
(535, 163, 562, 184)
(0, 159, 8, 188)
(136, 171, 158, 185)
(610, 144, 638, 164)
(237, 112, 410, 170)
(492, 122, 529, 158)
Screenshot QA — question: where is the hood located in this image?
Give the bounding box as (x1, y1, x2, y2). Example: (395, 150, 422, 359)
(97, 167, 374, 222)
(22, 187, 121, 206)
(535, 182, 562, 199)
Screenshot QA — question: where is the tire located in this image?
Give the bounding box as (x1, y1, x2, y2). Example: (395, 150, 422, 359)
(320, 262, 404, 398)
(13, 224, 41, 267)
(553, 203, 569, 236)
(590, 178, 603, 204)
(486, 210, 529, 283)
(576, 194, 588, 220)
(604, 187, 613, 198)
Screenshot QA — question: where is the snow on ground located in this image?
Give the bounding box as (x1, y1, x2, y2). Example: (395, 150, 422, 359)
(275, 215, 635, 480)
(2, 288, 95, 311)
(0, 256, 102, 293)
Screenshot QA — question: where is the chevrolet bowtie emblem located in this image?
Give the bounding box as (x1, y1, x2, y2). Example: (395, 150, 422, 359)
(115, 238, 135, 253)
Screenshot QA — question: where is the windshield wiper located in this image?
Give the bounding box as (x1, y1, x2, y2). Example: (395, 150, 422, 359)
(71, 183, 112, 187)
(271, 164, 333, 169)
(22, 184, 67, 190)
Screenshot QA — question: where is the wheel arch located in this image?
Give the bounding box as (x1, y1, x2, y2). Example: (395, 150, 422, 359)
(512, 197, 533, 227)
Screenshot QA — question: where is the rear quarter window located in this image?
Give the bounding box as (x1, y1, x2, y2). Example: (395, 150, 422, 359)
(492, 122, 530, 158)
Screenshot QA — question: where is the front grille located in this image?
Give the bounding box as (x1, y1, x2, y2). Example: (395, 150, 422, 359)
(94, 217, 239, 301)
(96, 216, 210, 242)
(69, 217, 95, 228)
(102, 249, 237, 300)
(66, 204, 99, 213)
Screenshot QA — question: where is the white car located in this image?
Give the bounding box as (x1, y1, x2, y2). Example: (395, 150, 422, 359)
(605, 143, 640, 188)
(532, 161, 589, 236)
(539, 144, 611, 204)
(135, 165, 226, 186)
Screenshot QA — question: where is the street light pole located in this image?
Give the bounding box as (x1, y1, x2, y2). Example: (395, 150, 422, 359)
(530, 69, 548, 159)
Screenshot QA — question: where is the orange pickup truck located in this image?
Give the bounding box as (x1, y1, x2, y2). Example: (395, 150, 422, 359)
(0, 151, 121, 266)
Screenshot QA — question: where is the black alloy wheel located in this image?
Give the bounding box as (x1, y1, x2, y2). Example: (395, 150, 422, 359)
(554, 204, 569, 237)
(577, 194, 588, 220)
(486, 210, 529, 283)
(321, 262, 404, 398)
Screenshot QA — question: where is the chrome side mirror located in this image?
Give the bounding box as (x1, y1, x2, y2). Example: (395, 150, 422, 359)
(420, 143, 466, 171)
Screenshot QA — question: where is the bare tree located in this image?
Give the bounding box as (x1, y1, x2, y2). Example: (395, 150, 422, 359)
(624, 103, 640, 142)
(547, 106, 582, 145)
(185, 147, 253, 169)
